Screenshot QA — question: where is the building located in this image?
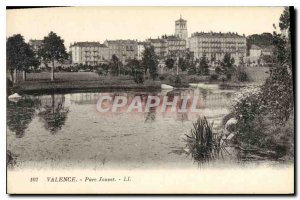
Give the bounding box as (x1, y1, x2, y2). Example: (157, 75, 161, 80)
(146, 38, 168, 59)
(165, 35, 186, 58)
(249, 45, 262, 57)
(261, 46, 274, 56)
(29, 39, 43, 53)
(104, 40, 138, 64)
(175, 15, 188, 42)
(69, 42, 109, 65)
(188, 32, 247, 64)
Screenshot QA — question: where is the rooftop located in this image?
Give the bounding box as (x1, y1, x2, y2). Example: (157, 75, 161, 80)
(175, 15, 187, 23)
(29, 39, 43, 45)
(191, 31, 246, 38)
(250, 45, 262, 50)
(70, 42, 107, 48)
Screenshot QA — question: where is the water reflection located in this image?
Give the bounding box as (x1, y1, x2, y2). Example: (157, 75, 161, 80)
(7, 88, 237, 169)
(7, 97, 41, 138)
(37, 94, 69, 134)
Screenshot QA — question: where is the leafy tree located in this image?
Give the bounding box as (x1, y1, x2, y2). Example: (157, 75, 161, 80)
(220, 53, 235, 80)
(38, 31, 68, 81)
(165, 58, 175, 71)
(199, 53, 209, 75)
(262, 7, 293, 124)
(109, 54, 122, 76)
(142, 46, 158, 80)
(178, 57, 187, 72)
(6, 34, 39, 83)
(127, 59, 144, 84)
(246, 32, 274, 52)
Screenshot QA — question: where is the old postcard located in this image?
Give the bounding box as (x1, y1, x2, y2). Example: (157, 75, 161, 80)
(6, 6, 294, 194)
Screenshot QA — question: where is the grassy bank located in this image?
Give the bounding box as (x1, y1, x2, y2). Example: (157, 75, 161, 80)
(10, 67, 270, 94)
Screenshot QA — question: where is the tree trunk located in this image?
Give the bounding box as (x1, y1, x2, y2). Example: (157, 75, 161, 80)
(10, 70, 14, 85)
(13, 69, 17, 84)
(51, 60, 55, 81)
(23, 71, 26, 81)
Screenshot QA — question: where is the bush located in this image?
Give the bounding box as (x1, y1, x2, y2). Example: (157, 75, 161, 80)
(159, 75, 165, 81)
(210, 74, 219, 81)
(185, 117, 222, 163)
(174, 75, 181, 86)
(234, 66, 250, 82)
(232, 86, 267, 146)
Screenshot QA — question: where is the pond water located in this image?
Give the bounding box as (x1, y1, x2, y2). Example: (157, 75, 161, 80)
(7, 87, 281, 170)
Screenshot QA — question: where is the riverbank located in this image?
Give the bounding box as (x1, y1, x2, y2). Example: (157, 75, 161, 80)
(9, 69, 268, 94)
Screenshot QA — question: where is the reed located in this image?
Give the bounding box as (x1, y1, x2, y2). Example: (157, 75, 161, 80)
(185, 116, 222, 163)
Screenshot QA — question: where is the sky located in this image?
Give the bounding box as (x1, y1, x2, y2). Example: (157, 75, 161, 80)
(6, 7, 284, 50)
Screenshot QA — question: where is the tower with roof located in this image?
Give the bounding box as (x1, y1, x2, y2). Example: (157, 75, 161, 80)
(175, 15, 188, 41)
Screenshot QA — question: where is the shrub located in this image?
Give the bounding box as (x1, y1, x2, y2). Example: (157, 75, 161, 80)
(210, 74, 219, 81)
(159, 75, 165, 81)
(174, 75, 182, 86)
(234, 66, 250, 82)
(232, 86, 267, 146)
(185, 117, 222, 163)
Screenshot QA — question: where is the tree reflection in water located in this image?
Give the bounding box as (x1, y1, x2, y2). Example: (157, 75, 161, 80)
(38, 94, 69, 134)
(7, 97, 41, 138)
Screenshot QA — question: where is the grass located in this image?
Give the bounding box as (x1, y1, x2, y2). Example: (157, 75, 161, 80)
(185, 116, 223, 163)
(9, 67, 270, 93)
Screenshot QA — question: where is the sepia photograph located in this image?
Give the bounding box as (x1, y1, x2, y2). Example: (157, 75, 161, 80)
(5, 6, 294, 194)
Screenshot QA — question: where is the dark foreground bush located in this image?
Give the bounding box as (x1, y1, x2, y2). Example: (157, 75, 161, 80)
(185, 117, 222, 163)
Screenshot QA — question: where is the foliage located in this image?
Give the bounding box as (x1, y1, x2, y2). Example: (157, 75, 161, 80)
(185, 117, 222, 163)
(220, 53, 235, 80)
(234, 66, 250, 82)
(246, 32, 274, 51)
(126, 59, 144, 84)
(6, 34, 40, 82)
(109, 54, 123, 76)
(187, 62, 197, 75)
(38, 31, 68, 80)
(261, 6, 293, 124)
(232, 86, 268, 146)
(142, 46, 158, 80)
(96, 63, 110, 76)
(198, 53, 209, 75)
(165, 58, 175, 70)
(178, 57, 186, 72)
(210, 74, 219, 81)
(174, 75, 181, 86)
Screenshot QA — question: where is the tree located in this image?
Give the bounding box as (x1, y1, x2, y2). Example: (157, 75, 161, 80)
(220, 53, 235, 80)
(39, 31, 68, 81)
(262, 7, 293, 124)
(199, 53, 209, 75)
(22, 44, 40, 81)
(6, 34, 39, 83)
(142, 46, 158, 80)
(165, 58, 175, 72)
(109, 54, 122, 76)
(127, 59, 144, 84)
(238, 55, 245, 67)
(178, 57, 186, 72)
